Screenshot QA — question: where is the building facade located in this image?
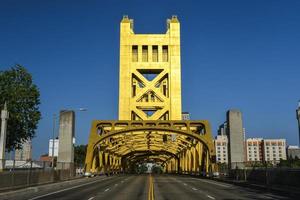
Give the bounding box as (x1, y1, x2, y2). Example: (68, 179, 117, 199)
(15, 140, 32, 161)
(287, 145, 300, 159)
(245, 138, 287, 162)
(218, 122, 228, 136)
(246, 138, 263, 162)
(48, 138, 59, 157)
(181, 112, 190, 120)
(262, 139, 286, 161)
(214, 135, 228, 163)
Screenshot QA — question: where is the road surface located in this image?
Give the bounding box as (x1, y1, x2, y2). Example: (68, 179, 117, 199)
(3, 174, 293, 200)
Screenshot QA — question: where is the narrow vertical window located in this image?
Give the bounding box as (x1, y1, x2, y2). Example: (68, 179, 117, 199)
(152, 45, 158, 62)
(132, 45, 138, 62)
(162, 45, 168, 62)
(142, 45, 148, 62)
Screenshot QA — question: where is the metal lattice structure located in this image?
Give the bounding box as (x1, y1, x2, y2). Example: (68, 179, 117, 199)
(85, 120, 215, 174)
(84, 16, 216, 175)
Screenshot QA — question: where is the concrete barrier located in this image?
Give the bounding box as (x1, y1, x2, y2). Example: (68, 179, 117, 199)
(0, 168, 75, 191)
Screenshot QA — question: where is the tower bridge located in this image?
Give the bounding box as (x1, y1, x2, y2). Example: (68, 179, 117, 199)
(84, 16, 216, 175)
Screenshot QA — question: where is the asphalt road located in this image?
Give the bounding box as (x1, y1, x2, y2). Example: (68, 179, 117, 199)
(2, 174, 294, 200)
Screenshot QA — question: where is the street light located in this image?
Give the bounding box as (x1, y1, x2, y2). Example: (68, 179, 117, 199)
(51, 108, 87, 168)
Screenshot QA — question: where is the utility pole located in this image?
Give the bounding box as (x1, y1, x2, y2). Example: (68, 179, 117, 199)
(0, 102, 9, 171)
(296, 101, 300, 147)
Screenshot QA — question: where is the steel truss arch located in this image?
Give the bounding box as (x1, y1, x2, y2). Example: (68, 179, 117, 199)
(85, 120, 216, 175)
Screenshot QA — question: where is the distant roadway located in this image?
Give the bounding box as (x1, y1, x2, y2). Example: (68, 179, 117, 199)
(2, 174, 293, 200)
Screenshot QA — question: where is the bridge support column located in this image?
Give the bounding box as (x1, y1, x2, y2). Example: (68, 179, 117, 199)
(192, 146, 196, 174)
(197, 143, 203, 174)
(92, 155, 97, 173)
(188, 149, 192, 174)
(184, 151, 187, 174)
(104, 153, 109, 174)
(206, 150, 209, 175)
(98, 151, 104, 173)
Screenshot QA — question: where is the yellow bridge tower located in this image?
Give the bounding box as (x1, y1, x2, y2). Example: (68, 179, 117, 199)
(119, 15, 182, 121)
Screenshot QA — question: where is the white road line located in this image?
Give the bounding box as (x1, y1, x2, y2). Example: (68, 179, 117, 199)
(192, 187, 198, 191)
(183, 183, 187, 186)
(189, 178, 231, 188)
(115, 184, 118, 186)
(104, 188, 110, 192)
(207, 195, 215, 199)
(87, 197, 95, 200)
(121, 181, 124, 183)
(28, 177, 111, 200)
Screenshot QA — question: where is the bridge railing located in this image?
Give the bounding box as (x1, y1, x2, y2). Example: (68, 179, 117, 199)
(214, 161, 300, 189)
(0, 159, 83, 191)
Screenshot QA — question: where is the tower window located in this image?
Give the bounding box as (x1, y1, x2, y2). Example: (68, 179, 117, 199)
(132, 45, 138, 62)
(142, 45, 148, 62)
(152, 45, 158, 62)
(162, 45, 168, 62)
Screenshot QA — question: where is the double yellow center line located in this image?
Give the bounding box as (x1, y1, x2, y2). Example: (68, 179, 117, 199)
(148, 174, 155, 200)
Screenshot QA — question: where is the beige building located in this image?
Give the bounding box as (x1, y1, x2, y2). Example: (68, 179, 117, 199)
(181, 112, 190, 120)
(246, 138, 263, 161)
(214, 135, 228, 163)
(118, 15, 181, 120)
(15, 140, 32, 161)
(246, 138, 286, 162)
(263, 139, 286, 161)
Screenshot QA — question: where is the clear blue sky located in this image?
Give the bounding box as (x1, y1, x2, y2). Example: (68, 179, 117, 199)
(1, 0, 299, 159)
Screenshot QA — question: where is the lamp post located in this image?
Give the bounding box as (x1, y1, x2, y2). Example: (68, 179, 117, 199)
(296, 101, 300, 147)
(51, 108, 87, 168)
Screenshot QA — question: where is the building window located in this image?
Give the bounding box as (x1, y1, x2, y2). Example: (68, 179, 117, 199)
(132, 45, 138, 62)
(162, 45, 168, 62)
(142, 45, 148, 62)
(152, 45, 158, 62)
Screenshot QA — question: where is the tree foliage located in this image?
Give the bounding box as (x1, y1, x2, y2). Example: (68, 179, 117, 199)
(278, 156, 300, 168)
(74, 145, 87, 167)
(0, 65, 41, 151)
(151, 165, 163, 174)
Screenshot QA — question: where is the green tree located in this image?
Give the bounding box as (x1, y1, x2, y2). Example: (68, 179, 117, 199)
(151, 165, 163, 174)
(0, 65, 41, 151)
(74, 145, 87, 167)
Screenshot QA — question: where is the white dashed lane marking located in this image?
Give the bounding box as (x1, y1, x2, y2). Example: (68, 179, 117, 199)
(207, 195, 215, 199)
(104, 188, 110, 192)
